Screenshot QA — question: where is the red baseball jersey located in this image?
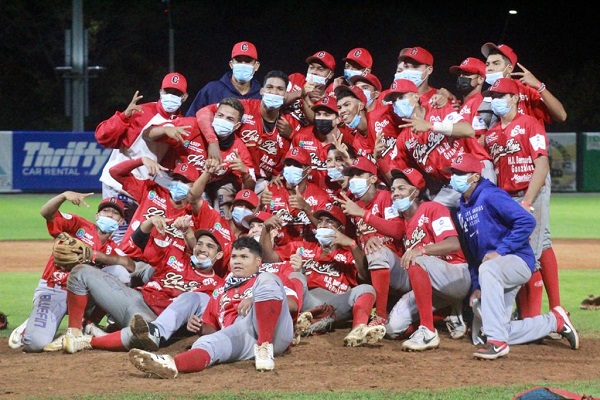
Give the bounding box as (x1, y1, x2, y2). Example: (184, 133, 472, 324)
(484, 113, 548, 193)
(515, 80, 552, 125)
(137, 236, 224, 316)
(42, 212, 122, 288)
(202, 275, 258, 330)
(275, 241, 357, 294)
(403, 202, 466, 264)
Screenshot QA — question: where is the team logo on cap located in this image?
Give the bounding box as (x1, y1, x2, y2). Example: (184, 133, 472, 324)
(491, 80, 501, 90)
(241, 43, 249, 52)
(460, 59, 469, 67)
(171, 75, 180, 85)
(409, 47, 419, 56)
(292, 147, 299, 155)
(242, 190, 250, 198)
(179, 163, 188, 172)
(317, 51, 326, 58)
(321, 97, 330, 105)
(455, 155, 464, 164)
(391, 81, 398, 90)
(352, 158, 359, 166)
(353, 49, 362, 58)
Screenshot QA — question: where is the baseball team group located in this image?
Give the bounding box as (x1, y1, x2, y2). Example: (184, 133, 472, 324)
(8, 39, 580, 378)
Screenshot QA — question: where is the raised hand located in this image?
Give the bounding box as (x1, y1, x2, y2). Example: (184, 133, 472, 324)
(261, 185, 273, 207)
(164, 125, 191, 145)
(124, 91, 144, 118)
(511, 63, 541, 89)
(288, 186, 309, 212)
(64, 191, 93, 207)
(141, 157, 169, 178)
(335, 191, 365, 218)
(228, 149, 248, 175)
(290, 247, 304, 271)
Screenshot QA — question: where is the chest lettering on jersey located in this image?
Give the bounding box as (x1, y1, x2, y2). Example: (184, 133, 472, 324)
(488, 137, 522, 163)
(310, 152, 327, 168)
(355, 218, 377, 236)
(410, 132, 445, 165)
(241, 129, 260, 144)
(404, 227, 427, 250)
(187, 153, 206, 169)
(144, 207, 166, 219)
(161, 272, 200, 292)
(260, 263, 284, 274)
(381, 136, 397, 157)
(259, 140, 278, 155)
(303, 260, 341, 277)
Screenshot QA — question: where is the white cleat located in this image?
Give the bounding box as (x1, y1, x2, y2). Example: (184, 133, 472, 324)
(129, 349, 178, 379)
(254, 342, 275, 371)
(402, 326, 440, 351)
(8, 319, 28, 349)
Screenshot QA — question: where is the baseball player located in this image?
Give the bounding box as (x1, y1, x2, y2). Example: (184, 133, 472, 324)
(383, 168, 471, 351)
(329, 47, 374, 95)
(8, 192, 133, 352)
(95, 72, 189, 243)
(450, 154, 579, 360)
(60, 215, 225, 354)
(348, 72, 382, 113)
(334, 85, 373, 161)
(129, 237, 294, 377)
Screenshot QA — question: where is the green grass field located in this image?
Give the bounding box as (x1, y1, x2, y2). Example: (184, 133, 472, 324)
(1, 192, 599, 399)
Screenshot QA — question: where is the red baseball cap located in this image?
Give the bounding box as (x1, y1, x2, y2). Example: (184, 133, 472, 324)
(343, 156, 377, 176)
(343, 47, 373, 69)
(233, 189, 259, 209)
(390, 168, 426, 191)
(383, 78, 419, 102)
(306, 51, 336, 70)
(161, 72, 187, 93)
(398, 46, 434, 66)
(98, 197, 126, 218)
(446, 154, 484, 174)
(334, 85, 367, 106)
(241, 210, 271, 230)
(481, 42, 517, 67)
(313, 204, 347, 226)
(311, 95, 338, 114)
(194, 228, 227, 252)
(231, 41, 258, 60)
(284, 146, 311, 165)
(482, 77, 519, 96)
(171, 162, 200, 183)
(449, 57, 486, 77)
(348, 72, 382, 92)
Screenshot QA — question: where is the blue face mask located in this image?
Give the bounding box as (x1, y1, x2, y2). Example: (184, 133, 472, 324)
(393, 98, 415, 119)
(348, 177, 370, 198)
(485, 71, 504, 86)
(362, 89, 374, 108)
(262, 92, 285, 110)
(392, 189, 416, 213)
(169, 181, 190, 201)
(491, 98, 512, 117)
(450, 174, 472, 193)
(283, 165, 305, 186)
(190, 255, 214, 270)
(96, 215, 119, 233)
(344, 69, 362, 81)
(327, 167, 344, 181)
(232, 206, 254, 225)
(232, 63, 255, 83)
(394, 72, 403, 81)
(315, 228, 336, 247)
(347, 113, 361, 129)
(160, 93, 183, 113)
(306, 73, 327, 86)
(398, 70, 424, 87)
(212, 118, 235, 137)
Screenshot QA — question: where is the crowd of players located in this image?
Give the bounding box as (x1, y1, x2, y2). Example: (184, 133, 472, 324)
(8, 40, 580, 376)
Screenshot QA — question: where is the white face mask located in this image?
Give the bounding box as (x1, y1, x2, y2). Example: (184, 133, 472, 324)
(348, 177, 370, 198)
(160, 93, 182, 113)
(397, 70, 424, 87)
(231, 206, 254, 225)
(283, 165, 305, 186)
(315, 227, 336, 247)
(212, 118, 235, 137)
(306, 73, 327, 86)
(262, 92, 285, 109)
(485, 71, 504, 86)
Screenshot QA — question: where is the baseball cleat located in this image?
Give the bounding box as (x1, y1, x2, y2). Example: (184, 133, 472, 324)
(254, 342, 275, 371)
(473, 340, 509, 360)
(552, 306, 580, 350)
(402, 326, 440, 351)
(43, 334, 66, 352)
(83, 322, 107, 338)
(63, 333, 92, 354)
(445, 313, 467, 339)
(129, 349, 178, 379)
(344, 324, 384, 347)
(8, 319, 28, 349)
(129, 314, 161, 351)
(292, 311, 313, 346)
(344, 324, 366, 347)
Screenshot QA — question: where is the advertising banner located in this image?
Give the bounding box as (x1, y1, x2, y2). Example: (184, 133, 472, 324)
(548, 132, 577, 192)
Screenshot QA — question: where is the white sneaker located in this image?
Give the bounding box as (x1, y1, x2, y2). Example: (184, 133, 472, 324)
(254, 342, 274, 371)
(84, 322, 107, 337)
(129, 348, 178, 378)
(402, 325, 440, 351)
(445, 313, 467, 339)
(43, 334, 66, 352)
(129, 314, 161, 351)
(343, 324, 385, 347)
(63, 332, 92, 354)
(8, 319, 28, 349)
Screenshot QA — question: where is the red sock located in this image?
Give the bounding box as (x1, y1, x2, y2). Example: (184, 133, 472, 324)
(174, 348, 211, 373)
(67, 292, 88, 329)
(90, 331, 126, 351)
(540, 247, 561, 309)
(401, 322, 419, 339)
(407, 265, 434, 331)
(518, 270, 543, 318)
(288, 278, 305, 320)
(370, 268, 390, 319)
(352, 293, 375, 326)
(255, 299, 282, 345)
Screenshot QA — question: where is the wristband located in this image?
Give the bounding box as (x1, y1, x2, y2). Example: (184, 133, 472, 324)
(521, 200, 532, 208)
(432, 121, 453, 136)
(536, 82, 546, 93)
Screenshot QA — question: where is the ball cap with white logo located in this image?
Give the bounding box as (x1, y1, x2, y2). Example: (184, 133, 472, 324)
(313, 203, 346, 226)
(383, 79, 419, 102)
(481, 42, 518, 67)
(162, 72, 187, 93)
(482, 77, 519, 97)
(311, 95, 338, 114)
(343, 47, 373, 69)
(171, 162, 200, 183)
(449, 57, 486, 77)
(283, 146, 311, 166)
(233, 189, 259, 209)
(231, 41, 258, 60)
(98, 197, 126, 218)
(446, 154, 484, 174)
(398, 46, 434, 66)
(306, 51, 336, 70)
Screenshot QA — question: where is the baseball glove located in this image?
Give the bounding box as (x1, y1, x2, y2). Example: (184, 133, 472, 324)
(52, 232, 94, 271)
(0, 312, 7, 330)
(304, 304, 336, 336)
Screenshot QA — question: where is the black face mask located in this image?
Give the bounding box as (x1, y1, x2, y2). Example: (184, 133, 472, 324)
(313, 118, 334, 135)
(456, 76, 474, 95)
(218, 133, 235, 150)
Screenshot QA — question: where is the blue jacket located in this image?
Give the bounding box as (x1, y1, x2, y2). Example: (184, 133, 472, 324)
(456, 178, 536, 292)
(185, 72, 262, 117)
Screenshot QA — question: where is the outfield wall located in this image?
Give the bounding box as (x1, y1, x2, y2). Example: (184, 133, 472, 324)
(0, 130, 594, 193)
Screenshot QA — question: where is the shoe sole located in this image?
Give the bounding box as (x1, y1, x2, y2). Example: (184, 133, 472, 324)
(130, 315, 160, 351)
(294, 312, 313, 337)
(8, 321, 28, 349)
(255, 363, 275, 372)
(554, 306, 580, 350)
(473, 347, 509, 360)
(402, 339, 441, 352)
(42, 335, 65, 352)
(63, 335, 90, 354)
(364, 326, 386, 345)
(129, 349, 177, 379)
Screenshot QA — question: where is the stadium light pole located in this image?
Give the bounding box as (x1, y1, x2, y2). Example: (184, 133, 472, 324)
(163, 0, 175, 72)
(499, 10, 518, 44)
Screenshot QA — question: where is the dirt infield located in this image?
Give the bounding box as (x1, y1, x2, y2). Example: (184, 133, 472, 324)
(1, 239, 600, 398)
